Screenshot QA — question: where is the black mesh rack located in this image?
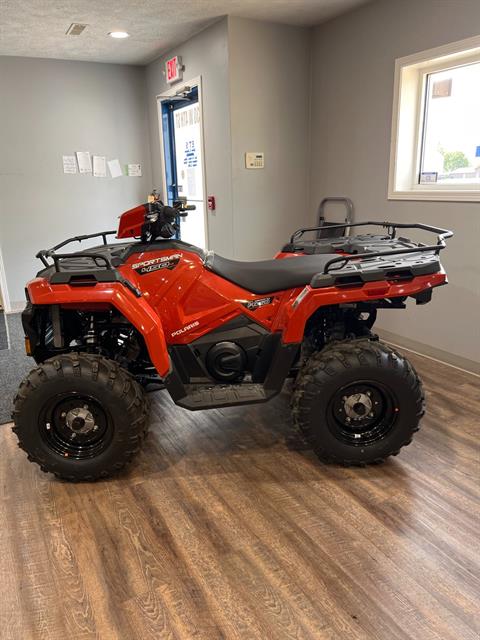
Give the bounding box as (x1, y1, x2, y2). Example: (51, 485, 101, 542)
(284, 221, 452, 289)
(286, 221, 452, 270)
(35, 231, 142, 297)
(36, 230, 117, 271)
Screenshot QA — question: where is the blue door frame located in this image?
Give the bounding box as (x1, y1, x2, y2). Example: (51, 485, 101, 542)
(161, 86, 199, 207)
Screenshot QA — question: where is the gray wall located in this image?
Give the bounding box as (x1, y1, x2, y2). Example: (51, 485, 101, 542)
(309, 0, 480, 370)
(145, 18, 234, 257)
(145, 16, 312, 261)
(0, 56, 152, 308)
(228, 18, 312, 259)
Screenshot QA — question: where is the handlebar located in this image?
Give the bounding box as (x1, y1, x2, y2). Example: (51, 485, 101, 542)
(141, 199, 196, 241)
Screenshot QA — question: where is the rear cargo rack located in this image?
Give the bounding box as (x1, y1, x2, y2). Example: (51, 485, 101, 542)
(289, 221, 452, 274)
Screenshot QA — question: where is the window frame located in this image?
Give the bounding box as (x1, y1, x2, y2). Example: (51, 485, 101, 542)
(388, 35, 480, 202)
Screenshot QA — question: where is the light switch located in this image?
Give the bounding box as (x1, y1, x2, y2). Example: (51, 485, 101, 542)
(245, 152, 265, 169)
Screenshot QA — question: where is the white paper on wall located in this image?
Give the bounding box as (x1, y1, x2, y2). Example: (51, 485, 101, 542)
(108, 158, 123, 179)
(127, 163, 142, 177)
(93, 156, 107, 178)
(186, 167, 196, 196)
(173, 103, 203, 200)
(62, 155, 77, 174)
(76, 151, 92, 174)
(172, 102, 206, 249)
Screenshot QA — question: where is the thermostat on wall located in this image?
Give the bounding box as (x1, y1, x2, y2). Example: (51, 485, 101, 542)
(245, 152, 265, 169)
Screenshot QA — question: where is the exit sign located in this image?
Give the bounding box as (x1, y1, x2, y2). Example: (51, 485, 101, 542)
(166, 55, 183, 84)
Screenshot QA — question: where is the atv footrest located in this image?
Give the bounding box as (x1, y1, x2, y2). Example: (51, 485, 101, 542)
(178, 383, 270, 410)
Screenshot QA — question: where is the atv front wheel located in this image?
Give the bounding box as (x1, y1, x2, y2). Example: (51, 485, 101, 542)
(292, 338, 424, 465)
(12, 353, 149, 481)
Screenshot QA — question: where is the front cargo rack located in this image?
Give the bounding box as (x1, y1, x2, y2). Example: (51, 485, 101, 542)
(36, 230, 117, 271)
(35, 230, 142, 297)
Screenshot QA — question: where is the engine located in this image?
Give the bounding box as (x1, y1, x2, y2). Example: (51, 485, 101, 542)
(206, 341, 247, 382)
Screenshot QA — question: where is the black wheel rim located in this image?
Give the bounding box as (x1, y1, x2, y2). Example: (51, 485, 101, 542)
(39, 393, 113, 460)
(327, 380, 398, 446)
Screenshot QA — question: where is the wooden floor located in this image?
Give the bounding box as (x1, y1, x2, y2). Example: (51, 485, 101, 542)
(0, 350, 479, 640)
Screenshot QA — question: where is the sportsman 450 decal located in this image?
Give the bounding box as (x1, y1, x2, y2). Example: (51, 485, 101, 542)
(132, 254, 181, 275)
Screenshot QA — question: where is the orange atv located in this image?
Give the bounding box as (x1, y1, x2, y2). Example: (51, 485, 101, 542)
(13, 199, 452, 480)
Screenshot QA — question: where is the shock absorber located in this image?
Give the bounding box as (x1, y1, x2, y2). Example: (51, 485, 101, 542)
(85, 314, 97, 346)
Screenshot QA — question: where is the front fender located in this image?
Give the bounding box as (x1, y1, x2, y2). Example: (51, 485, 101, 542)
(26, 278, 171, 377)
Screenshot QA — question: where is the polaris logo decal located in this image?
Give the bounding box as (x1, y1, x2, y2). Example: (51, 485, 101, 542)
(171, 320, 200, 337)
(242, 297, 273, 311)
(132, 253, 181, 275)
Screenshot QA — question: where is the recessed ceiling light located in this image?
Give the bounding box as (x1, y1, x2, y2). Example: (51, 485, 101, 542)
(109, 31, 129, 39)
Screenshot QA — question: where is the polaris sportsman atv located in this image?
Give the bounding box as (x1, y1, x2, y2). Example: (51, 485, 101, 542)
(13, 198, 452, 480)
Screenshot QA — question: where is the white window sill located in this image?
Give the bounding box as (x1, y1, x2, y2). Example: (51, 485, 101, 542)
(388, 190, 480, 202)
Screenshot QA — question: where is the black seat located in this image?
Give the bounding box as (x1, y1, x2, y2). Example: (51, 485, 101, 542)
(205, 252, 336, 294)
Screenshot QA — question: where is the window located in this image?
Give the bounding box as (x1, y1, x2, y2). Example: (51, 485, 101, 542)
(389, 36, 480, 201)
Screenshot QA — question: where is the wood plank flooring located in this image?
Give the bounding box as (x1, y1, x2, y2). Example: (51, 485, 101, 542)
(0, 350, 479, 639)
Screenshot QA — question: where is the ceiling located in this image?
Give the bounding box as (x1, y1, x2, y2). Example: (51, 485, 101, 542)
(0, 0, 369, 65)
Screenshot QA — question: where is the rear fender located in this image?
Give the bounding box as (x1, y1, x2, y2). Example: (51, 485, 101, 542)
(277, 271, 447, 343)
(26, 278, 171, 377)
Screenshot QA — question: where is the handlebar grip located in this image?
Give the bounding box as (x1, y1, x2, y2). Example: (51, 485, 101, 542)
(160, 205, 178, 220)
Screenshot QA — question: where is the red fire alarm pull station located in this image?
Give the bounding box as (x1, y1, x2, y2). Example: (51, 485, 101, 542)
(207, 196, 216, 211)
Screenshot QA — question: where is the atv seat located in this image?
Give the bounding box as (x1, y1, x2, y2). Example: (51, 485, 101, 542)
(205, 252, 336, 294)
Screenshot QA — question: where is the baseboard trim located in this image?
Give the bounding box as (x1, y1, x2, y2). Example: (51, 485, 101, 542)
(377, 329, 480, 376)
(6, 302, 24, 314)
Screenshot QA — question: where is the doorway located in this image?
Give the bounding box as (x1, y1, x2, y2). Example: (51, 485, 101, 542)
(157, 80, 208, 249)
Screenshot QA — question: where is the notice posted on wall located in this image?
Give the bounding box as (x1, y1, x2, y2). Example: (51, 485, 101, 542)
(93, 156, 107, 178)
(108, 158, 123, 179)
(127, 163, 142, 177)
(62, 155, 77, 174)
(76, 151, 92, 174)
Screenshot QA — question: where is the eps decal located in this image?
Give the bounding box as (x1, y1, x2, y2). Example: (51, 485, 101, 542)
(132, 253, 181, 275)
(242, 297, 274, 311)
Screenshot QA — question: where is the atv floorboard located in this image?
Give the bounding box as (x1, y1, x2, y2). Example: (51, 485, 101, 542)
(0, 350, 478, 640)
(178, 382, 270, 410)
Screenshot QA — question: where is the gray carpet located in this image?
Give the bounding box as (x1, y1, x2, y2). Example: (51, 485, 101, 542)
(0, 313, 32, 425)
(0, 311, 8, 350)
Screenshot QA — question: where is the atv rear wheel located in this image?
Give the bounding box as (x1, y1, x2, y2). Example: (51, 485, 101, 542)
(292, 338, 424, 465)
(12, 353, 149, 481)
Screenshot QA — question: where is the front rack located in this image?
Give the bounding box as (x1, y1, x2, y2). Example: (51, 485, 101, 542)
(289, 221, 453, 274)
(36, 230, 117, 271)
(35, 229, 143, 298)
